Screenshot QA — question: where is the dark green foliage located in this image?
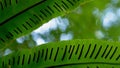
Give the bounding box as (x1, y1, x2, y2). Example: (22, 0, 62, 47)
(0, 0, 85, 48)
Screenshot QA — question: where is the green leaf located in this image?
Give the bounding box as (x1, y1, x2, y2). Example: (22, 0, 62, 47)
(0, 39, 120, 68)
(0, 0, 86, 48)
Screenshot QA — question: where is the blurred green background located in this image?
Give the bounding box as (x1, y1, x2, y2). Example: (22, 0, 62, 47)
(1, 0, 120, 56)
